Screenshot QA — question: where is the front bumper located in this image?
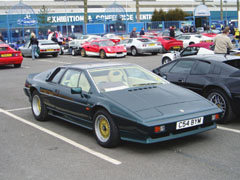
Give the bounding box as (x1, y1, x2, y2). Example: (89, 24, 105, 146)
(118, 114, 218, 144)
(106, 52, 127, 57)
(23, 87, 31, 102)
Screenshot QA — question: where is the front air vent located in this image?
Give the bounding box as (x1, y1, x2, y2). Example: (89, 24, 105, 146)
(128, 86, 157, 92)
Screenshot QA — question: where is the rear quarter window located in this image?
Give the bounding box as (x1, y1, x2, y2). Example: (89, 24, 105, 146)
(224, 59, 240, 70)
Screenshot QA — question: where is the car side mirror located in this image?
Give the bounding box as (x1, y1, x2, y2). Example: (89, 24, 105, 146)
(71, 87, 82, 94)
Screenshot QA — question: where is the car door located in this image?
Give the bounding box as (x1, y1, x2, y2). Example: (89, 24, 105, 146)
(88, 42, 100, 56)
(184, 60, 212, 93)
(20, 41, 31, 56)
(163, 59, 196, 88)
(53, 69, 92, 125)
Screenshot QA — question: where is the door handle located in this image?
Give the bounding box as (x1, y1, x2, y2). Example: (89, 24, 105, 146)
(178, 79, 184, 83)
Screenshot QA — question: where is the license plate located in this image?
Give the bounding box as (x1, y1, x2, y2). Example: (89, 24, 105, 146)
(1, 54, 12, 57)
(149, 44, 155, 46)
(176, 117, 203, 130)
(47, 49, 54, 52)
(206, 40, 212, 42)
(173, 46, 180, 49)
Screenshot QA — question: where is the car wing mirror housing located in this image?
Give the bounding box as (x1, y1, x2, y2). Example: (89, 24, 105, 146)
(71, 87, 82, 94)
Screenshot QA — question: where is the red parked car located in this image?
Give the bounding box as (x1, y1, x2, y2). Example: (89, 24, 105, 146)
(189, 42, 214, 50)
(0, 43, 23, 68)
(80, 39, 127, 59)
(152, 36, 183, 52)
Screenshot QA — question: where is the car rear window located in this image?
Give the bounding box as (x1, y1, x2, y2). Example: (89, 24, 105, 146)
(224, 59, 240, 69)
(39, 40, 58, 45)
(0, 47, 8, 51)
(137, 39, 150, 42)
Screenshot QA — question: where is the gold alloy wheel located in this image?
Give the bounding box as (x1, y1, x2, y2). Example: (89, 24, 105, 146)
(208, 92, 226, 118)
(32, 95, 41, 116)
(81, 49, 86, 56)
(95, 115, 110, 142)
(100, 50, 105, 59)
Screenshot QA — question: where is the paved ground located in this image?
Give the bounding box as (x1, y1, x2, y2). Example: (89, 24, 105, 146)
(0, 54, 240, 180)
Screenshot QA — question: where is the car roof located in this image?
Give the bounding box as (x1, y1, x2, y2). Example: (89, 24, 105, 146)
(61, 62, 134, 70)
(179, 54, 240, 62)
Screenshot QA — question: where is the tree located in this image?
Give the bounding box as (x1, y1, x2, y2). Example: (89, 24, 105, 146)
(37, 5, 50, 35)
(152, 8, 190, 22)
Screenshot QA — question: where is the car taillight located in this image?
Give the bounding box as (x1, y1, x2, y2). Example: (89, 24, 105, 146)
(54, 49, 60, 51)
(142, 44, 147, 47)
(40, 49, 46, 52)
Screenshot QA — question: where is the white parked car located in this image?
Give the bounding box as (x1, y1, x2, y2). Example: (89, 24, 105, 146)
(176, 34, 213, 48)
(119, 38, 162, 56)
(161, 45, 214, 64)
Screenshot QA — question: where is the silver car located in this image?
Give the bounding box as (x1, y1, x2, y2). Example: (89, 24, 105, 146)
(19, 40, 60, 57)
(119, 38, 162, 56)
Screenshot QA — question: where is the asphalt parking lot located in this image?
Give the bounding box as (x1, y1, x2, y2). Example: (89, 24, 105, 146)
(1, 54, 240, 180)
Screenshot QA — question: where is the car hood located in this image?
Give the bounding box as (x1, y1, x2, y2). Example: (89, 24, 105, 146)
(103, 84, 217, 121)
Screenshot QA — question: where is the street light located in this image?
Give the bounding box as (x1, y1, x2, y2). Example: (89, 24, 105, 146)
(64, 0, 69, 37)
(224, 0, 228, 25)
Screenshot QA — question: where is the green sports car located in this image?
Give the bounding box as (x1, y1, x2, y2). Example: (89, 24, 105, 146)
(24, 62, 222, 147)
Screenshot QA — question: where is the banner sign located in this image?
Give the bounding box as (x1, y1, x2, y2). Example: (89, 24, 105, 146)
(17, 14, 37, 26)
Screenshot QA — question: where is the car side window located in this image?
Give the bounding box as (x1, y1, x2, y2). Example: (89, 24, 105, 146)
(129, 39, 133, 43)
(170, 60, 195, 74)
(159, 61, 177, 73)
(50, 68, 66, 83)
(60, 69, 81, 88)
(191, 61, 211, 75)
(79, 73, 91, 93)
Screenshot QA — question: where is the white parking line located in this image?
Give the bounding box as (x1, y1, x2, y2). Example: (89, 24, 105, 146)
(0, 108, 122, 165)
(6, 107, 31, 112)
(39, 60, 71, 64)
(217, 126, 240, 134)
(22, 66, 30, 69)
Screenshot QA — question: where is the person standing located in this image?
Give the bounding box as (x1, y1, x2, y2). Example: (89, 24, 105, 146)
(234, 28, 240, 49)
(28, 32, 39, 60)
(213, 27, 233, 54)
(57, 31, 63, 46)
(169, 26, 175, 38)
(130, 27, 137, 38)
(139, 27, 145, 36)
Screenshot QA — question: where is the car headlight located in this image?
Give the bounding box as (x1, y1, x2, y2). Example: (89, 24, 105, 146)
(123, 46, 126, 50)
(107, 48, 112, 52)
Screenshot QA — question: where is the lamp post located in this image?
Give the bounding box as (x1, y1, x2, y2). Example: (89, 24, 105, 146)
(136, 0, 140, 22)
(64, 0, 68, 37)
(220, 0, 223, 21)
(224, 0, 227, 26)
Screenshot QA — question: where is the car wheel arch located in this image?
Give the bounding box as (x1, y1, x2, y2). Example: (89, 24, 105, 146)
(30, 87, 38, 96)
(203, 85, 232, 100)
(91, 105, 111, 121)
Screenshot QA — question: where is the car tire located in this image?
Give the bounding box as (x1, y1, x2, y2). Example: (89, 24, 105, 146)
(81, 48, 86, 57)
(152, 52, 158, 55)
(14, 63, 21, 68)
(162, 57, 172, 65)
(72, 49, 76, 56)
(100, 50, 106, 59)
(52, 53, 58, 57)
(206, 89, 234, 124)
(131, 47, 138, 56)
(31, 90, 49, 121)
(93, 109, 120, 148)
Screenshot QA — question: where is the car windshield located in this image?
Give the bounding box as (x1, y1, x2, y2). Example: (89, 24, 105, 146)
(99, 41, 114, 47)
(137, 39, 151, 42)
(88, 65, 166, 92)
